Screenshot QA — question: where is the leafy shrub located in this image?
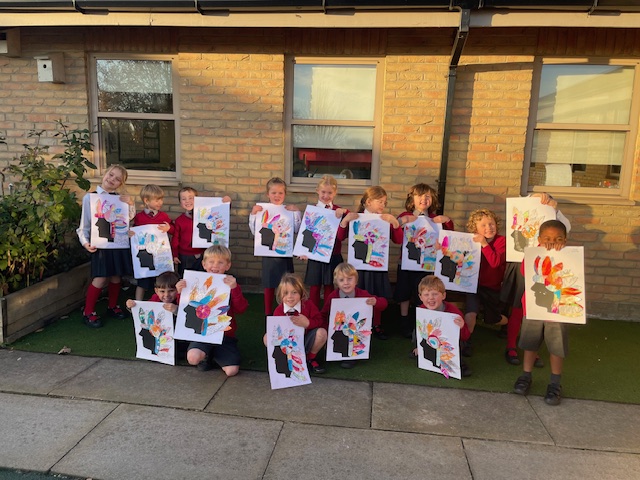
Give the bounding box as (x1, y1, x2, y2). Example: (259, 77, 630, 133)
(0, 122, 95, 294)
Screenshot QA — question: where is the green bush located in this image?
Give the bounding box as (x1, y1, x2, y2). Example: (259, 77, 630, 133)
(0, 122, 95, 294)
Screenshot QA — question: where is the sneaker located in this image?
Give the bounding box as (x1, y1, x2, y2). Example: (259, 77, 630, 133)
(544, 383, 562, 406)
(83, 312, 103, 328)
(534, 356, 545, 368)
(513, 374, 532, 395)
(505, 348, 521, 366)
(307, 359, 326, 374)
(340, 360, 356, 369)
(107, 306, 127, 319)
(197, 358, 213, 372)
(373, 325, 389, 341)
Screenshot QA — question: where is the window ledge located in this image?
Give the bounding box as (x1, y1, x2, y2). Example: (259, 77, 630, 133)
(553, 193, 637, 207)
(288, 183, 369, 196)
(88, 174, 181, 189)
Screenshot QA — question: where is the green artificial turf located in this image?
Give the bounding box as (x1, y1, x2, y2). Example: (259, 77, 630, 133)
(6, 292, 640, 405)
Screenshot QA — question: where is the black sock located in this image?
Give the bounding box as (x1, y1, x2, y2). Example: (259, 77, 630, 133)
(522, 371, 532, 379)
(550, 373, 561, 385)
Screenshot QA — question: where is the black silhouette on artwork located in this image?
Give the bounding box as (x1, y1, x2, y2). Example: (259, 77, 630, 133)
(197, 222, 213, 242)
(420, 338, 439, 366)
(184, 304, 205, 335)
(511, 229, 528, 252)
(272, 347, 292, 377)
(137, 249, 156, 270)
(331, 330, 350, 357)
(301, 229, 317, 253)
(352, 240, 369, 263)
(531, 282, 554, 311)
(95, 217, 114, 242)
(406, 241, 421, 263)
(139, 328, 157, 355)
(439, 256, 458, 282)
(260, 227, 275, 249)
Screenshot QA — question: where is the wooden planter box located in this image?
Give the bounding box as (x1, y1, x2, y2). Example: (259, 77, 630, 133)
(0, 262, 90, 344)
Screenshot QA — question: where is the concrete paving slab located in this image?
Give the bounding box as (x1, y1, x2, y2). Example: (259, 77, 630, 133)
(530, 397, 640, 453)
(0, 349, 99, 395)
(52, 403, 283, 480)
(206, 370, 372, 428)
(464, 438, 640, 480)
(49, 358, 225, 410)
(263, 422, 471, 480)
(0, 392, 116, 472)
(372, 382, 553, 444)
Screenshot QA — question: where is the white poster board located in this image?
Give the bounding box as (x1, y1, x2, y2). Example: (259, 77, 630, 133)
(174, 271, 231, 344)
(416, 308, 461, 380)
(89, 193, 130, 248)
(434, 231, 480, 294)
(293, 205, 341, 263)
(506, 197, 557, 262)
(401, 216, 442, 272)
(192, 197, 230, 248)
(253, 204, 295, 258)
(347, 214, 390, 272)
(266, 316, 311, 390)
(325, 298, 373, 362)
(130, 226, 174, 279)
(132, 301, 175, 366)
(523, 246, 586, 324)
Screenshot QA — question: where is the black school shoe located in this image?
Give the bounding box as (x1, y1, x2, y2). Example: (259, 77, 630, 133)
(505, 348, 521, 366)
(373, 325, 389, 341)
(461, 361, 472, 378)
(107, 306, 127, 319)
(197, 358, 214, 372)
(83, 312, 103, 328)
(513, 374, 532, 395)
(308, 359, 326, 374)
(544, 383, 562, 406)
(340, 360, 356, 369)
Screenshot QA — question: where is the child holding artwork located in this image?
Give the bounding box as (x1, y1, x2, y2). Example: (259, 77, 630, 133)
(513, 219, 570, 406)
(321, 262, 388, 368)
(394, 183, 454, 338)
(126, 271, 180, 315)
(464, 209, 508, 336)
(76, 165, 135, 328)
(131, 184, 174, 301)
(502, 193, 571, 366)
(340, 186, 402, 340)
(264, 273, 328, 374)
(249, 177, 302, 315)
(412, 276, 471, 377)
(303, 175, 349, 308)
(176, 245, 248, 377)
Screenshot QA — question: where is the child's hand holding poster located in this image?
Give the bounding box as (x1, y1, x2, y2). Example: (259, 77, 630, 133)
(130, 225, 174, 279)
(132, 301, 175, 366)
(266, 316, 311, 390)
(192, 197, 230, 248)
(506, 197, 557, 262)
(253, 203, 295, 258)
(293, 205, 341, 263)
(347, 214, 390, 271)
(416, 308, 461, 380)
(326, 298, 373, 362)
(89, 193, 130, 248)
(523, 246, 586, 324)
(401, 216, 442, 272)
(435, 230, 480, 294)
(174, 270, 232, 344)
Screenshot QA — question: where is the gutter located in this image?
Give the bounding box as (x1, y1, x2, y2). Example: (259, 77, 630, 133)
(436, 6, 469, 215)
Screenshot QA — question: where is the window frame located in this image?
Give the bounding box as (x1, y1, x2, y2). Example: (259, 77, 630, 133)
(523, 57, 640, 202)
(88, 53, 181, 185)
(284, 56, 384, 193)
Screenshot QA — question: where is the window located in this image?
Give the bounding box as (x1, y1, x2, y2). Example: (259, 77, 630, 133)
(525, 61, 639, 196)
(285, 57, 383, 188)
(90, 55, 180, 181)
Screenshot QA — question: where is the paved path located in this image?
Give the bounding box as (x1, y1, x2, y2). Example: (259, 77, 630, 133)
(1, 349, 639, 480)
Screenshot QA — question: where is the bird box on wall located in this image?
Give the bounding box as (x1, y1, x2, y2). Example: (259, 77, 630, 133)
(0, 28, 21, 57)
(35, 52, 66, 83)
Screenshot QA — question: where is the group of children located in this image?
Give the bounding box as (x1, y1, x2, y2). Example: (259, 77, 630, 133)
(77, 165, 573, 405)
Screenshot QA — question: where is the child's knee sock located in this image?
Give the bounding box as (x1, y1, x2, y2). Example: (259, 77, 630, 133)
(506, 307, 523, 350)
(307, 352, 317, 361)
(263, 288, 275, 315)
(84, 284, 103, 315)
(107, 281, 121, 309)
(309, 285, 321, 308)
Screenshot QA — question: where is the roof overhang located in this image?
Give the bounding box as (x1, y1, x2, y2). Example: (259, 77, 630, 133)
(0, 1, 639, 28)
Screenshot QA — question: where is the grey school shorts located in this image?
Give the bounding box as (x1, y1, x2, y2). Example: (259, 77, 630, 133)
(518, 317, 568, 358)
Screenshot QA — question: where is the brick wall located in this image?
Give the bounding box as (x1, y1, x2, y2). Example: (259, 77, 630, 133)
(0, 25, 638, 320)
